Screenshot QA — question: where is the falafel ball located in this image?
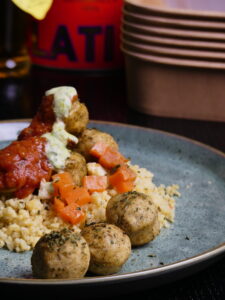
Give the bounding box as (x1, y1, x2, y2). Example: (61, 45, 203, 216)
(65, 151, 87, 186)
(106, 191, 160, 246)
(65, 101, 89, 136)
(76, 128, 118, 161)
(82, 223, 131, 275)
(31, 229, 90, 279)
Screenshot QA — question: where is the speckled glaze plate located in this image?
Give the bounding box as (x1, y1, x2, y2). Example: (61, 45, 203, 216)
(1, 120, 225, 293)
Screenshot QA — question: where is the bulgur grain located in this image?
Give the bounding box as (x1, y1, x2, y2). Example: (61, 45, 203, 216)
(0, 163, 179, 252)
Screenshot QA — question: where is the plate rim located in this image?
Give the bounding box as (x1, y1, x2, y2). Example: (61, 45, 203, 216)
(0, 119, 225, 285)
(1, 118, 225, 158)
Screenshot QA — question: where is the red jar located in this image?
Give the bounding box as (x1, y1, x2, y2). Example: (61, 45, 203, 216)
(29, 0, 124, 71)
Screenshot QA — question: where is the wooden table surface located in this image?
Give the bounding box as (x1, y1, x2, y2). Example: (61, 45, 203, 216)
(0, 66, 225, 299)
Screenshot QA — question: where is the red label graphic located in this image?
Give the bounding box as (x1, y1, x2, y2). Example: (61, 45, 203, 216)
(29, 0, 124, 70)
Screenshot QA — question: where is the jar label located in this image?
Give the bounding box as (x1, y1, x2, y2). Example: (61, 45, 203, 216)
(29, 0, 124, 70)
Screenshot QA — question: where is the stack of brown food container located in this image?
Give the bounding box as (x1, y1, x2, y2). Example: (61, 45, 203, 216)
(121, 0, 225, 121)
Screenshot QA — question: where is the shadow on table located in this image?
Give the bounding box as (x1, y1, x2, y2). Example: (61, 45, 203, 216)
(1, 254, 225, 300)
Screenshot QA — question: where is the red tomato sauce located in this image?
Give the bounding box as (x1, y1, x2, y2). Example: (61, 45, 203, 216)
(0, 137, 52, 199)
(18, 95, 55, 140)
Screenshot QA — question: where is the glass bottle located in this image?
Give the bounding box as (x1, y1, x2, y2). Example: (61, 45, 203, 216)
(0, 0, 30, 78)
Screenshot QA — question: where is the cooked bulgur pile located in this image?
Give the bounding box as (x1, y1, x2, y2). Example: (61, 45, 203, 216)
(0, 163, 179, 252)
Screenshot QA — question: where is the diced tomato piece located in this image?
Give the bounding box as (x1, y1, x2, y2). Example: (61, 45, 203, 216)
(83, 175, 108, 193)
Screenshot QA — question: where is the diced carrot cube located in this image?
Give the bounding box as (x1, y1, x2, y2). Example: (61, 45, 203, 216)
(52, 172, 74, 186)
(53, 197, 65, 213)
(99, 147, 127, 169)
(58, 202, 85, 225)
(89, 142, 108, 158)
(52, 172, 74, 196)
(83, 175, 108, 193)
(109, 164, 136, 186)
(113, 180, 134, 193)
(51, 172, 91, 225)
(73, 187, 92, 205)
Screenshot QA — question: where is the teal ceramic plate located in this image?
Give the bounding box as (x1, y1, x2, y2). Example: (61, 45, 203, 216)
(0, 120, 225, 290)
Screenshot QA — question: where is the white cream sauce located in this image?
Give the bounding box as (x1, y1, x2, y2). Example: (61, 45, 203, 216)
(42, 86, 78, 170)
(45, 86, 77, 119)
